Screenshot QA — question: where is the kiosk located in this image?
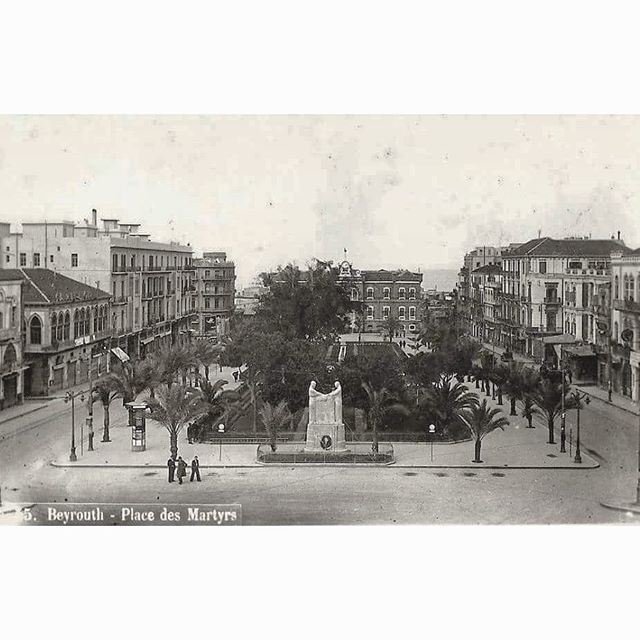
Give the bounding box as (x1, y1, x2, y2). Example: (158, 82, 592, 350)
(126, 402, 148, 451)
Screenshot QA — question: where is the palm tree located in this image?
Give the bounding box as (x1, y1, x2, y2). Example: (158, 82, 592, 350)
(199, 379, 242, 430)
(531, 378, 574, 444)
(192, 339, 223, 383)
(146, 384, 206, 460)
(521, 392, 541, 429)
(422, 376, 478, 439)
(361, 382, 409, 453)
(502, 363, 526, 416)
(92, 376, 119, 442)
(258, 400, 292, 452)
(459, 399, 509, 463)
(380, 316, 402, 343)
(239, 367, 262, 433)
(108, 361, 152, 405)
(159, 344, 198, 387)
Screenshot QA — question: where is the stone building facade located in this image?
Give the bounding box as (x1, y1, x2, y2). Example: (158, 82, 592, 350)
(19, 269, 112, 396)
(193, 252, 236, 338)
(0, 271, 25, 409)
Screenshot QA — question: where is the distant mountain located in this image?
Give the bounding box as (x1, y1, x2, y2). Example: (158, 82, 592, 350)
(421, 268, 458, 292)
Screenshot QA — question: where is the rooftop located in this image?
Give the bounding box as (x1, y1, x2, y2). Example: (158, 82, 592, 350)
(16, 269, 111, 305)
(505, 237, 630, 258)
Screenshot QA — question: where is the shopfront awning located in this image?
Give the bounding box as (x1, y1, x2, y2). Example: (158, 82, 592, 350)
(140, 337, 155, 346)
(564, 345, 596, 358)
(541, 333, 576, 345)
(110, 346, 130, 362)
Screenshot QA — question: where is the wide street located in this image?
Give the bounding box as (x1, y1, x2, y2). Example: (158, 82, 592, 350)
(1, 378, 639, 525)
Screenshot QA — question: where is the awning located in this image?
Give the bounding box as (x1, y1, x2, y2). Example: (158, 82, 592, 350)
(110, 346, 130, 362)
(140, 337, 155, 346)
(541, 333, 576, 345)
(565, 345, 596, 358)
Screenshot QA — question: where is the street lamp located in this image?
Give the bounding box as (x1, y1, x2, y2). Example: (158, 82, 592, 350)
(65, 389, 86, 462)
(218, 423, 225, 461)
(567, 389, 590, 464)
(560, 345, 567, 453)
(428, 423, 436, 462)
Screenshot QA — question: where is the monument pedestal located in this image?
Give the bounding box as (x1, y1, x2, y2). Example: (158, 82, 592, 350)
(304, 421, 348, 453)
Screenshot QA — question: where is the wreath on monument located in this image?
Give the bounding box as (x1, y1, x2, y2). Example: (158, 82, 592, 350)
(320, 435, 332, 450)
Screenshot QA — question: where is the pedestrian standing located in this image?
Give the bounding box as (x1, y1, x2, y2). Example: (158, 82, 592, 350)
(176, 456, 187, 484)
(190, 456, 201, 482)
(167, 457, 176, 483)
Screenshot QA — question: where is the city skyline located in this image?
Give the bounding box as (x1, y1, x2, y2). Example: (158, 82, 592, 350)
(3, 115, 640, 287)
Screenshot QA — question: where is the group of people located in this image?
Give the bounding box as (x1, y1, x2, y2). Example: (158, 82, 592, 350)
(167, 455, 201, 484)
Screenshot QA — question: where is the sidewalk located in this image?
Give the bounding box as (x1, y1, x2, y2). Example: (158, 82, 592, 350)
(0, 400, 50, 427)
(579, 385, 639, 416)
(51, 389, 599, 469)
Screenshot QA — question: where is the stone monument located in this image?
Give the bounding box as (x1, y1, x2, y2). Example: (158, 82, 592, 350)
(304, 380, 348, 453)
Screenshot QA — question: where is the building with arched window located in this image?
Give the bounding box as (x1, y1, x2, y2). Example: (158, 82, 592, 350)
(15, 269, 112, 396)
(611, 250, 640, 400)
(0, 271, 24, 409)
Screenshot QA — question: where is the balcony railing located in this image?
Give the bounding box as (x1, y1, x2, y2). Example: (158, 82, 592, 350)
(544, 297, 562, 305)
(613, 298, 640, 313)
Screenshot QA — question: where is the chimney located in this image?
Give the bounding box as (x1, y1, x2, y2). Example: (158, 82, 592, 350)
(617, 230, 621, 240)
(92, 208, 97, 226)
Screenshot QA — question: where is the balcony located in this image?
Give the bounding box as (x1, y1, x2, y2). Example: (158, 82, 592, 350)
(565, 267, 610, 277)
(613, 298, 640, 313)
(544, 297, 562, 306)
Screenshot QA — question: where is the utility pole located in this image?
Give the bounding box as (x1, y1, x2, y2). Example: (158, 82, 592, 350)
(560, 344, 566, 453)
(87, 354, 94, 451)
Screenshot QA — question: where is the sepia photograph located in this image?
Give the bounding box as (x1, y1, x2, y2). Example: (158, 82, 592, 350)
(1, 114, 639, 527)
(2, 5, 639, 639)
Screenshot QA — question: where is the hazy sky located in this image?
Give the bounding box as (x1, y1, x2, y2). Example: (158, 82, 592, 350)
(1, 115, 639, 287)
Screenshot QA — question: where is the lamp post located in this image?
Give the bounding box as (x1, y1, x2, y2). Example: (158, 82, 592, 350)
(567, 389, 590, 464)
(218, 423, 225, 461)
(86, 355, 94, 452)
(65, 389, 86, 462)
(428, 423, 436, 462)
(560, 345, 567, 453)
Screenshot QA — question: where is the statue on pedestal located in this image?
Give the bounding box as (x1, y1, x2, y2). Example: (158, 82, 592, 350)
(305, 380, 348, 453)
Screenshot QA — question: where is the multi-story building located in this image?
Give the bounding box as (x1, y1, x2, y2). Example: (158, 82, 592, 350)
(0, 209, 195, 360)
(0, 271, 25, 409)
(17, 269, 112, 396)
(500, 236, 629, 375)
(193, 252, 236, 338)
(235, 284, 269, 318)
(610, 249, 640, 400)
(469, 264, 503, 343)
(457, 245, 516, 337)
(337, 260, 423, 337)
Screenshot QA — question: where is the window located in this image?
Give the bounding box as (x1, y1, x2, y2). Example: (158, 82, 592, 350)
(398, 306, 406, 320)
(409, 324, 416, 332)
(366, 287, 374, 300)
(409, 306, 416, 320)
(19, 252, 26, 266)
(71, 253, 78, 267)
(382, 306, 390, 319)
(49, 255, 53, 263)
(569, 261, 582, 269)
(398, 287, 406, 300)
(205, 298, 211, 309)
(51, 313, 58, 342)
(351, 288, 358, 301)
(383, 287, 390, 300)
(205, 270, 210, 278)
(33, 253, 40, 267)
(409, 287, 416, 300)
(73, 310, 79, 337)
(5, 256, 8, 263)
(366, 305, 374, 319)
(63, 312, 70, 340)
(539, 260, 547, 274)
(30, 316, 42, 344)
(614, 275, 619, 299)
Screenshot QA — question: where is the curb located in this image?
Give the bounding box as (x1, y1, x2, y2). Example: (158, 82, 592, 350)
(50, 460, 599, 471)
(600, 501, 640, 515)
(580, 390, 639, 417)
(0, 404, 48, 427)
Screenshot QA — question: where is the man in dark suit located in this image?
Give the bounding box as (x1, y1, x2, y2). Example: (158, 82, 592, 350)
(190, 456, 201, 482)
(167, 457, 176, 483)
